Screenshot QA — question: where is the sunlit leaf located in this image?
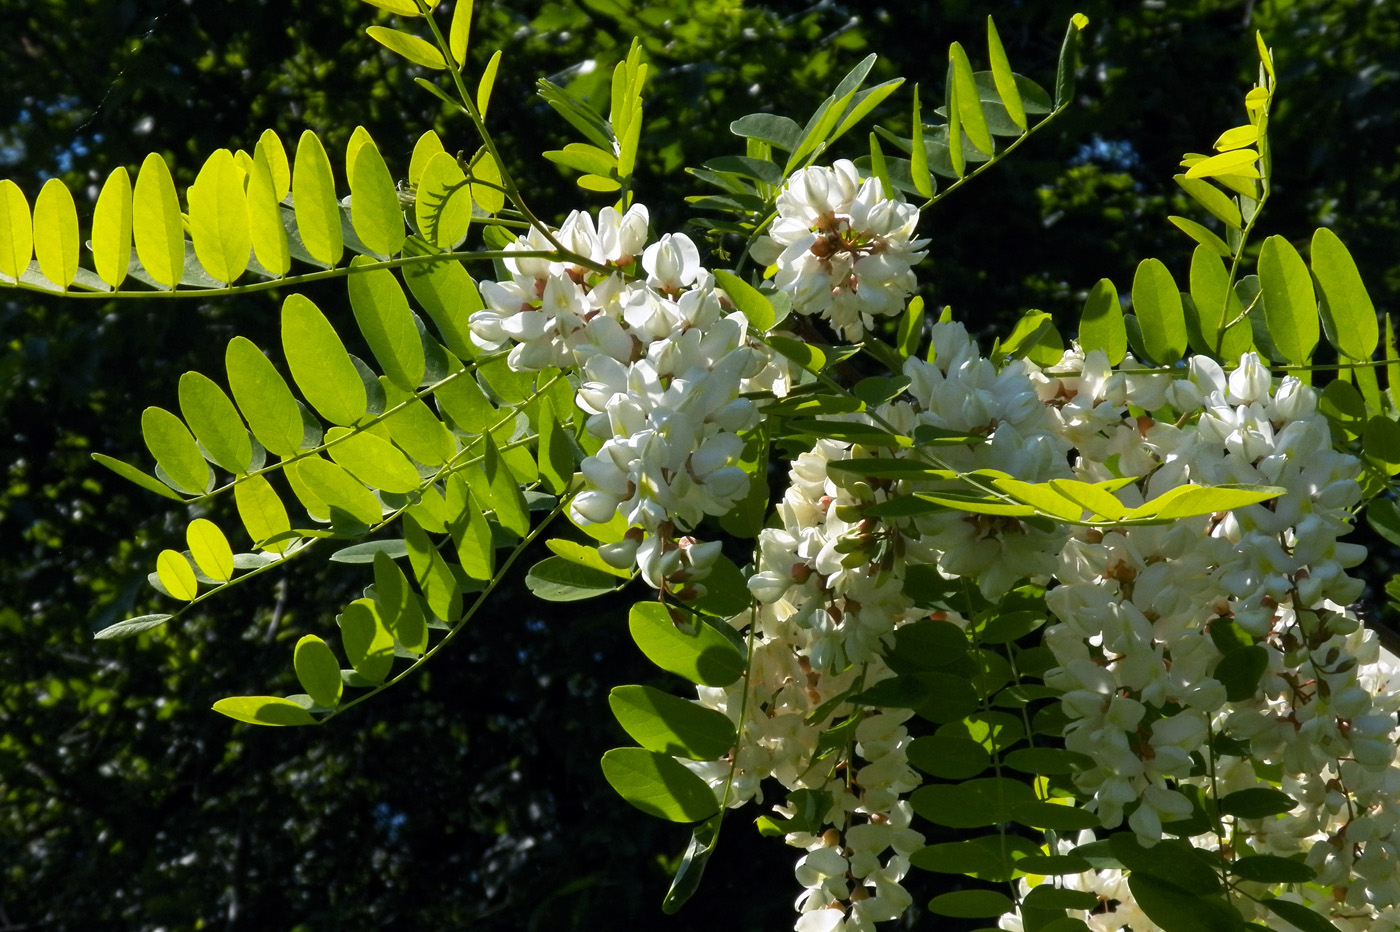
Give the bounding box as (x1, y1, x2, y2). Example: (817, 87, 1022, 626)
(133, 153, 185, 289)
(282, 293, 366, 427)
(186, 518, 234, 582)
(92, 167, 133, 288)
(367, 25, 447, 70)
(33, 178, 80, 288)
(600, 747, 719, 823)
(294, 635, 343, 708)
(187, 149, 251, 284)
(292, 130, 343, 268)
(141, 406, 211, 495)
(629, 602, 744, 688)
(212, 696, 317, 726)
(0, 179, 32, 282)
(349, 137, 405, 257)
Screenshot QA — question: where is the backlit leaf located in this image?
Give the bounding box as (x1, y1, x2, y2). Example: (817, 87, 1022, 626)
(141, 406, 211, 494)
(1312, 228, 1378, 361)
(294, 456, 382, 527)
(324, 426, 422, 493)
(187, 149, 251, 284)
(338, 598, 394, 683)
(401, 242, 481, 359)
(294, 635, 343, 708)
(186, 518, 234, 582)
(449, 0, 473, 66)
(1259, 234, 1318, 365)
(234, 474, 292, 552)
(408, 130, 445, 187)
(949, 42, 993, 156)
(374, 550, 427, 654)
(33, 178, 80, 288)
(225, 336, 305, 457)
(367, 25, 447, 70)
(213, 696, 316, 726)
(346, 258, 424, 391)
(156, 549, 198, 601)
(292, 130, 343, 268)
(445, 474, 495, 581)
(609, 685, 736, 760)
(1079, 277, 1126, 366)
(600, 747, 719, 823)
(92, 167, 133, 288)
(349, 138, 405, 257)
(415, 151, 471, 249)
(133, 152, 186, 289)
(1173, 174, 1242, 230)
(282, 293, 366, 426)
(247, 147, 290, 277)
(0, 179, 31, 282)
(178, 371, 252, 475)
(1132, 257, 1186, 365)
(403, 513, 462, 622)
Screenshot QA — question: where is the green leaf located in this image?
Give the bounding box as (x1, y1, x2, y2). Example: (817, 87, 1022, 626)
(535, 402, 575, 496)
(1365, 416, 1400, 476)
(543, 142, 618, 178)
(468, 149, 505, 215)
(1186, 148, 1260, 181)
(401, 246, 481, 360)
(374, 550, 427, 655)
(1128, 875, 1238, 932)
(629, 602, 744, 688)
(367, 25, 447, 69)
(415, 151, 472, 249)
(0, 179, 32, 282)
(32, 178, 78, 288)
(928, 890, 1014, 920)
(469, 433, 531, 538)
(1312, 228, 1378, 360)
(949, 43, 993, 157)
(1169, 216, 1231, 258)
(662, 814, 720, 915)
(448, 0, 472, 66)
(444, 474, 494, 581)
(338, 597, 395, 684)
(293, 456, 382, 526)
(141, 406, 211, 494)
(1174, 175, 1242, 231)
(281, 293, 366, 427)
(1012, 801, 1100, 831)
(1127, 483, 1284, 522)
(1047, 478, 1128, 521)
(328, 539, 408, 564)
(1132, 258, 1186, 365)
(1230, 855, 1315, 883)
(155, 549, 198, 601)
(381, 382, 454, 467)
(1003, 747, 1095, 775)
(186, 518, 234, 582)
(133, 152, 185, 289)
(94, 613, 173, 640)
(1259, 235, 1318, 365)
(600, 747, 719, 823)
(294, 635, 343, 708)
(1054, 13, 1088, 109)
(348, 138, 405, 257)
(178, 372, 252, 475)
(910, 777, 1035, 828)
(907, 734, 989, 779)
(91, 453, 186, 502)
(986, 17, 1026, 133)
(1261, 899, 1343, 932)
(608, 685, 736, 760)
(546, 539, 630, 579)
(92, 167, 133, 288)
(1219, 787, 1296, 819)
(1079, 278, 1126, 365)
(911, 836, 1038, 882)
(712, 269, 776, 332)
(212, 696, 317, 727)
(729, 113, 801, 152)
(538, 79, 615, 151)
(248, 147, 290, 277)
(524, 555, 620, 601)
(234, 474, 292, 552)
(187, 149, 251, 284)
(324, 426, 422, 493)
(1015, 855, 1093, 876)
(787, 419, 907, 448)
(292, 131, 343, 268)
(346, 258, 425, 392)
(1109, 834, 1220, 892)
(478, 49, 502, 119)
(225, 336, 306, 458)
(403, 513, 462, 623)
(883, 619, 968, 673)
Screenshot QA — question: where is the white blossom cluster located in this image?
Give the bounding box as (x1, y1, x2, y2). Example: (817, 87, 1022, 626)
(468, 206, 785, 591)
(752, 159, 927, 340)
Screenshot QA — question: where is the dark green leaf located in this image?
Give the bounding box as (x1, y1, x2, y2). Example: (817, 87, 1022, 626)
(907, 734, 990, 779)
(662, 814, 720, 914)
(928, 889, 1013, 919)
(1261, 898, 1343, 932)
(1214, 645, 1268, 702)
(1218, 787, 1297, 819)
(1229, 855, 1315, 883)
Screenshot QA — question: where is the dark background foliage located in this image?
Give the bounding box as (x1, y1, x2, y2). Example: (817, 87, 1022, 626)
(1, 0, 1397, 928)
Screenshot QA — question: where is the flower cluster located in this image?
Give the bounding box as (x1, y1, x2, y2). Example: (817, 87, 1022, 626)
(469, 206, 784, 591)
(752, 160, 927, 340)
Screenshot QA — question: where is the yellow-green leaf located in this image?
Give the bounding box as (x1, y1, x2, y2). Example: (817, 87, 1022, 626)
(294, 635, 343, 708)
(346, 257, 424, 390)
(1258, 234, 1318, 365)
(469, 148, 505, 215)
(292, 130, 343, 268)
(1133, 257, 1186, 365)
(415, 150, 471, 248)
(213, 696, 316, 726)
(156, 549, 198, 601)
(294, 457, 383, 527)
(986, 17, 1026, 134)
(1173, 174, 1241, 230)
(178, 371, 252, 475)
(401, 248, 482, 359)
(367, 25, 447, 70)
(225, 336, 305, 458)
(1312, 227, 1378, 361)
(0, 179, 32, 282)
(949, 42, 993, 156)
(141, 406, 211, 494)
(92, 167, 133, 288)
(408, 131, 445, 187)
(1168, 216, 1231, 258)
(325, 426, 422, 493)
(1185, 148, 1260, 181)
(478, 49, 502, 119)
(340, 598, 395, 684)
(910, 84, 934, 197)
(449, 0, 473, 67)
(345, 125, 373, 183)
(234, 474, 292, 552)
(1213, 124, 1259, 152)
(33, 178, 80, 288)
(359, 0, 420, 16)
(382, 380, 455, 467)
(281, 293, 366, 427)
(349, 139, 405, 257)
(255, 129, 290, 201)
(445, 474, 495, 581)
(186, 518, 235, 582)
(247, 147, 290, 277)
(374, 550, 427, 654)
(133, 152, 186, 289)
(1078, 277, 1126, 366)
(187, 149, 251, 284)
(403, 513, 462, 622)
(1049, 479, 1129, 520)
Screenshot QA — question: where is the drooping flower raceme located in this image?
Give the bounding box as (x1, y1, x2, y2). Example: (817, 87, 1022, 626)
(752, 159, 928, 340)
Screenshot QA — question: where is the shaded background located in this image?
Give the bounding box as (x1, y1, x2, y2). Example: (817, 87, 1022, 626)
(1, 0, 1398, 928)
